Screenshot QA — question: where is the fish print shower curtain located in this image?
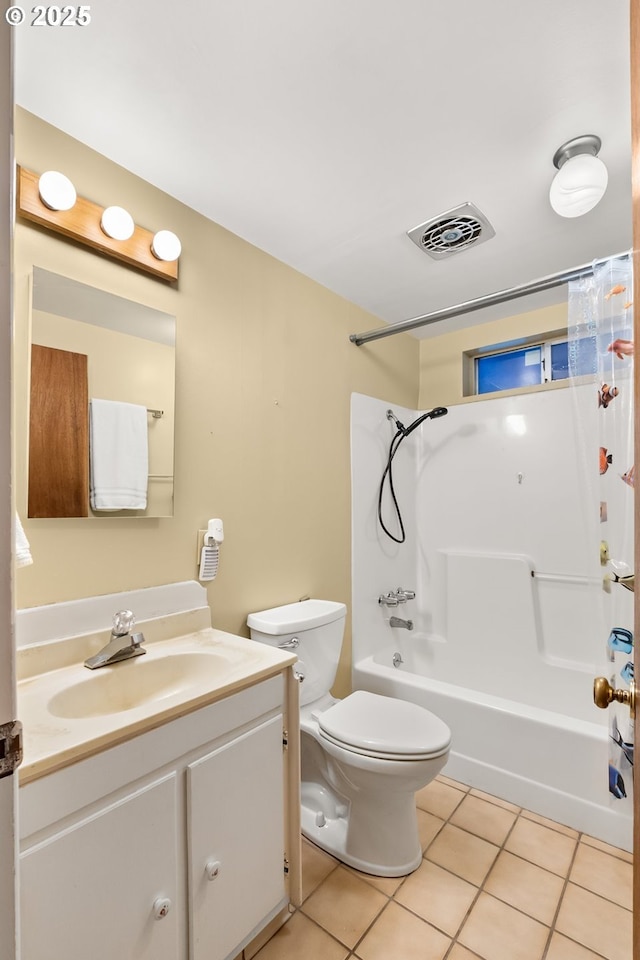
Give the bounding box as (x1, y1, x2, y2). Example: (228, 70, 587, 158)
(568, 254, 634, 807)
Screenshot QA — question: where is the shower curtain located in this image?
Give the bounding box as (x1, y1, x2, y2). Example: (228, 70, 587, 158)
(568, 254, 634, 807)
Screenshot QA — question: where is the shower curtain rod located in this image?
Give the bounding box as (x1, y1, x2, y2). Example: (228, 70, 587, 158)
(349, 250, 630, 346)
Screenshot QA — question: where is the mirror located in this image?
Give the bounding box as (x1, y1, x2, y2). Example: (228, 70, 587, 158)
(28, 267, 176, 518)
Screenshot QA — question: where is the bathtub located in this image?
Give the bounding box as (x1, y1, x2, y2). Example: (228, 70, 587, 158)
(353, 646, 632, 852)
(350, 390, 633, 852)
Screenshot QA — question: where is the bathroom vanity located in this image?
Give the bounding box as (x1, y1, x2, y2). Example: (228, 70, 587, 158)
(17, 613, 301, 960)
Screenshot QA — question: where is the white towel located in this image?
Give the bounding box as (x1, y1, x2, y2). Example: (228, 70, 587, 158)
(90, 399, 148, 511)
(15, 512, 33, 567)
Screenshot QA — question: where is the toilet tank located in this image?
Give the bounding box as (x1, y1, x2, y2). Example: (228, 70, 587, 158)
(247, 599, 346, 706)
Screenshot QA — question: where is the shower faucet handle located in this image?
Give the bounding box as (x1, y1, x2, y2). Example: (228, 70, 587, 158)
(378, 592, 399, 607)
(395, 588, 415, 602)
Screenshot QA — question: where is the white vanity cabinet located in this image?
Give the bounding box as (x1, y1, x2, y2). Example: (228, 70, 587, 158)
(19, 672, 300, 960)
(20, 772, 180, 960)
(188, 715, 285, 960)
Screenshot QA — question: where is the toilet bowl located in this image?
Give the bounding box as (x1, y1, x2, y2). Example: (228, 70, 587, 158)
(247, 599, 452, 877)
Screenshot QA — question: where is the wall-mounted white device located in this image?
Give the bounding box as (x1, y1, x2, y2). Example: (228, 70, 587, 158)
(198, 518, 224, 582)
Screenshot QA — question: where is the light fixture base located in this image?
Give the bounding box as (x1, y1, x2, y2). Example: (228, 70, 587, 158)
(553, 135, 601, 170)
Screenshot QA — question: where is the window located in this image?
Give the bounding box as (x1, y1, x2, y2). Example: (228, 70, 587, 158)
(474, 335, 598, 396)
(476, 345, 543, 394)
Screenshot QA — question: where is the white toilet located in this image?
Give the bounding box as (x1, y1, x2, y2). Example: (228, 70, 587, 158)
(247, 598, 451, 877)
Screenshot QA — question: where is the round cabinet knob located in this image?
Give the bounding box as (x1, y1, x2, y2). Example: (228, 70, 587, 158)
(153, 897, 172, 920)
(205, 859, 221, 881)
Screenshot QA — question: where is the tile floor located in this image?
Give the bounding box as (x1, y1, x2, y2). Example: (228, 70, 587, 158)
(251, 775, 633, 960)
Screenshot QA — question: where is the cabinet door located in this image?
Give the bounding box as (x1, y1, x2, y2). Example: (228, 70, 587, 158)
(188, 715, 285, 960)
(20, 773, 180, 960)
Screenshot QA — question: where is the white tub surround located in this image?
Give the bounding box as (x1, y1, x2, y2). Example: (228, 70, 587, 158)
(351, 390, 632, 851)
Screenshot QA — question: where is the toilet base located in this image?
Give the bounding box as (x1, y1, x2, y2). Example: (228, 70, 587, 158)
(300, 781, 423, 877)
(301, 806, 423, 878)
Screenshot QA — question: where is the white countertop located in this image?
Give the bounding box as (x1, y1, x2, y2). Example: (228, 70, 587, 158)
(18, 626, 296, 784)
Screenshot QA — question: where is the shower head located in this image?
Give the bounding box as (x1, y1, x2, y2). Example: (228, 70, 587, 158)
(401, 406, 449, 437)
(386, 405, 447, 440)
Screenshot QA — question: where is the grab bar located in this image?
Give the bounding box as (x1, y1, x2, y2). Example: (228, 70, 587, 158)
(531, 571, 599, 585)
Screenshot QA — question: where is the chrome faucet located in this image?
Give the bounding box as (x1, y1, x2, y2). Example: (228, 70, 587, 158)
(395, 588, 415, 603)
(378, 588, 416, 606)
(84, 610, 147, 670)
(389, 616, 414, 630)
(378, 592, 400, 607)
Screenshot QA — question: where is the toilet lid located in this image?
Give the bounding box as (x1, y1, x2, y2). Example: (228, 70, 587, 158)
(317, 690, 451, 760)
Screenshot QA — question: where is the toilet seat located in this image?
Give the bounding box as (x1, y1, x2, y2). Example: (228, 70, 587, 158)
(317, 690, 451, 761)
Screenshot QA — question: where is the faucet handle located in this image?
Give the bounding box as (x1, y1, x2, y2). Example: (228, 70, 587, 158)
(396, 588, 416, 601)
(378, 593, 399, 607)
(112, 609, 135, 635)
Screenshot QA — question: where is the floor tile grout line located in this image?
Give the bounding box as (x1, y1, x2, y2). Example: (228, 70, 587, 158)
(446, 804, 526, 956)
(384, 801, 527, 957)
(298, 781, 631, 960)
(422, 807, 583, 886)
(341, 847, 623, 960)
(306, 810, 624, 928)
(334, 888, 396, 957)
(543, 928, 613, 960)
(574, 826, 635, 891)
(559, 874, 634, 913)
(539, 832, 630, 960)
(444, 779, 597, 843)
(296, 899, 376, 956)
(442, 940, 484, 960)
(326, 815, 632, 915)
(436, 779, 632, 861)
(424, 807, 559, 958)
(538, 832, 582, 960)
(299, 848, 341, 903)
(415, 798, 628, 960)
(578, 834, 633, 864)
(301, 827, 462, 956)
(300, 857, 407, 955)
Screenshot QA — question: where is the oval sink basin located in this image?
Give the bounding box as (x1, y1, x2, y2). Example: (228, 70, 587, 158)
(48, 653, 231, 719)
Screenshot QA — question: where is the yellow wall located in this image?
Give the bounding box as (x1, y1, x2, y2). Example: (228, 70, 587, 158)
(418, 302, 569, 408)
(14, 109, 419, 696)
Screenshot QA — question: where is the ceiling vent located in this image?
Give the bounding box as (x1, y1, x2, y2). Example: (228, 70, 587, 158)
(407, 202, 495, 260)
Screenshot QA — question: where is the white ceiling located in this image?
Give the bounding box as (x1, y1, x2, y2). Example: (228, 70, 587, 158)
(13, 0, 633, 339)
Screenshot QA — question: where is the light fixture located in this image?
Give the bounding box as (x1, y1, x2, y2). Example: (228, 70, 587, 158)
(151, 230, 181, 262)
(100, 205, 135, 241)
(549, 135, 608, 218)
(19, 166, 179, 282)
(38, 170, 77, 211)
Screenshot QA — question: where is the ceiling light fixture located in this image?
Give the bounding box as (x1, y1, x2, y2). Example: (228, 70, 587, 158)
(151, 230, 181, 262)
(100, 205, 135, 241)
(549, 135, 608, 218)
(38, 170, 77, 211)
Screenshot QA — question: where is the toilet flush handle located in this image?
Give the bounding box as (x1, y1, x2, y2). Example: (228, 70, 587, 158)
(278, 637, 299, 649)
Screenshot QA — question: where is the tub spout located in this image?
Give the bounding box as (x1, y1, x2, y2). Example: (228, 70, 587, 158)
(389, 616, 413, 630)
